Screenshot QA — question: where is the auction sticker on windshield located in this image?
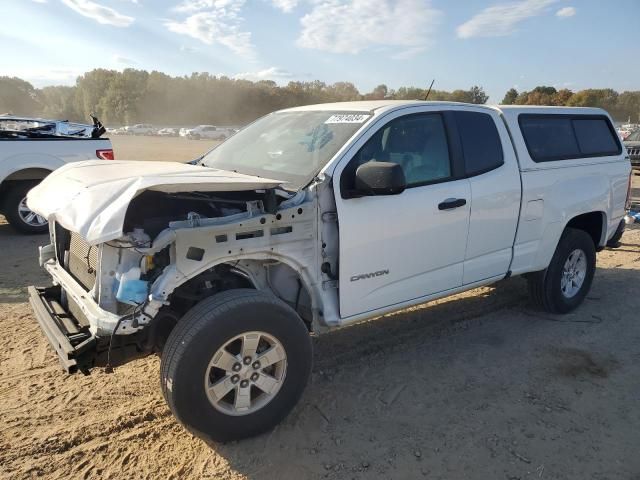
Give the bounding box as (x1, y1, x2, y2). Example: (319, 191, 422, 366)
(325, 114, 370, 124)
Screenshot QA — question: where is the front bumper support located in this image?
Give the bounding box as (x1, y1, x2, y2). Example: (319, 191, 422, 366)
(28, 285, 96, 373)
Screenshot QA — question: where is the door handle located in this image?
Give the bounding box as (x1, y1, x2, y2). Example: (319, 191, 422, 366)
(438, 198, 467, 210)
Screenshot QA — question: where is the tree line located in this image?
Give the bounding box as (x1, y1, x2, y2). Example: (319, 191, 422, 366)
(501, 86, 640, 122)
(0, 69, 638, 126)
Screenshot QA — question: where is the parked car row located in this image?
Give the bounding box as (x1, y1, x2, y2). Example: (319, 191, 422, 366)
(623, 129, 640, 173)
(108, 124, 238, 140)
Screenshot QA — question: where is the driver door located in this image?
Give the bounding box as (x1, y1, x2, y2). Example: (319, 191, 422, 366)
(334, 110, 471, 318)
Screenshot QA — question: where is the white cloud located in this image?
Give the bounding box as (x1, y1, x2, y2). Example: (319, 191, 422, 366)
(0, 67, 84, 87)
(269, 0, 298, 12)
(297, 0, 442, 57)
(456, 0, 557, 39)
(112, 54, 137, 65)
(233, 67, 294, 81)
(173, 0, 240, 13)
(166, 0, 253, 56)
(556, 6, 576, 18)
(60, 0, 134, 27)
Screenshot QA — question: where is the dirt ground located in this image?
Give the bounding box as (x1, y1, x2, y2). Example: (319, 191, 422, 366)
(1, 137, 640, 480)
(109, 135, 220, 163)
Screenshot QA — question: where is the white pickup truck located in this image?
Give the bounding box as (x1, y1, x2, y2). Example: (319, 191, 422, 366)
(0, 116, 113, 233)
(27, 101, 631, 442)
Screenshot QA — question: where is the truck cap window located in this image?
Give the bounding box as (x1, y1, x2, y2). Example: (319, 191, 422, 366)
(343, 113, 451, 192)
(201, 111, 370, 190)
(573, 118, 621, 156)
(454, 111, 504, 176)
(519, 114, 621, 162)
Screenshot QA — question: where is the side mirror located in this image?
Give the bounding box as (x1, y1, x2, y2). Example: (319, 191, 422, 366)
(353, 161, 406, 196)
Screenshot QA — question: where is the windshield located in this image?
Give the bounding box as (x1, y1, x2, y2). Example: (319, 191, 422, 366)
(626, 130, 640, 142)
(201, 111, 371, 190)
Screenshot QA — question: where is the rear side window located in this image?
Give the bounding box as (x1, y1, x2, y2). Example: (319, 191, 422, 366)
(573, 119, 620, 156)
(454, 111, 504, 176)
(519, 115, 621, 162)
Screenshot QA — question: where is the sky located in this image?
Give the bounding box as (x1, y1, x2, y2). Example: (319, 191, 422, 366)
(3, 0, 639, 102)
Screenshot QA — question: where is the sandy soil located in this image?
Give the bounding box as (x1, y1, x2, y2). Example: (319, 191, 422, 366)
(1, 138, 640, 479)
(110, 135, 220, 163)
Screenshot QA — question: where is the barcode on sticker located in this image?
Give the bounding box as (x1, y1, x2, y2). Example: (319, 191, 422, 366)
(325, 114, 370, 124)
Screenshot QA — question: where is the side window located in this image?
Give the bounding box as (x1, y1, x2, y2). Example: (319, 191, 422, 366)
(519, 117, 580, 161)
(454, 111, 504, 176)
(573, 118, 621, 156)
(342, 113, 451, 192)
(519, 115, 621, 162)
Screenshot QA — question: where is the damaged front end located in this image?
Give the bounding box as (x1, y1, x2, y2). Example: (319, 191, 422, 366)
(28, 161, 330, 373)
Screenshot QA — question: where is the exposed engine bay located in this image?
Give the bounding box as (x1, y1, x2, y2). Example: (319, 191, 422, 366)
(122, 189, 280, 239)
(36, 181, 340, 371)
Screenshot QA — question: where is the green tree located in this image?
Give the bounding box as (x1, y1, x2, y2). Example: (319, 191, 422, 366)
(615, 91, 640, 123)
(366, 84, 388, 100)
(551, 88, 574, 106)
(567, 88, 618, 111)
(0, 77, 41, 115)
(468, 85, 489, 104)
(501, 88, 518, 105)
(39, 86, 81, 121)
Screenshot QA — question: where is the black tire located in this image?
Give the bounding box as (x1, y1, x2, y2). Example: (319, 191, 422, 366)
(3, 182, 48, 234)
(160, 289, 312, 442)
(192, 134, 200, 140)
(527, 228, 596, 314)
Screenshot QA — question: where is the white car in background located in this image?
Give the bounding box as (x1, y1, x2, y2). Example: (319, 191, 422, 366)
(124, 124, 155, 136)
(180, 125, 232, 140)
(157, 127, 179, 137)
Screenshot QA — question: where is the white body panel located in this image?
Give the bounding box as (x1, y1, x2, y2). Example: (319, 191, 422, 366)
(462, 108, 521, 284)
(0, 138, 112, 186)
(336, 180, 471, 318)
(330, 103, 475, 318)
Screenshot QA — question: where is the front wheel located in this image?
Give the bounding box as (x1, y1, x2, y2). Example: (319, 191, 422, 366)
(160, 289, 312, 442)
(527, 228, 596, 314)
(3, 182, 48, 234)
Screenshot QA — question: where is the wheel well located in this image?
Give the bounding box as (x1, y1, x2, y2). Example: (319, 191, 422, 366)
(566, 212, 605, 247)
(167, 264, 254, 317)
(151, 262, 313, 352)
(150, 265, 254, 352)
(3, 168, 51, 183)
(0, 169, 51, 207)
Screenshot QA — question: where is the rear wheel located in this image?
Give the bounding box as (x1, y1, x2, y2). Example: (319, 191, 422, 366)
(3, 182, 48, 234)
(527, 228, 596, 313)
(161, 289, 312, 442)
